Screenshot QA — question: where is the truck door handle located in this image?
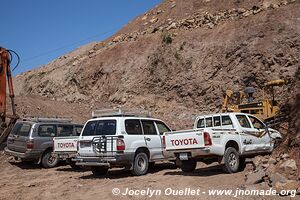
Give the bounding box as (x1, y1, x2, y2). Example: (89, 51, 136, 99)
(145, 137, 151, 141)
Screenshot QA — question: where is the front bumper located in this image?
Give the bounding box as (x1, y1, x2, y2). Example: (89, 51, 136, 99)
(4, 147, 41, 160)
(163, 147, 211, 160)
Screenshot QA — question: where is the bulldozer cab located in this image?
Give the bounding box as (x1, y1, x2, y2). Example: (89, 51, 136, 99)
(222, 79, 286, 122)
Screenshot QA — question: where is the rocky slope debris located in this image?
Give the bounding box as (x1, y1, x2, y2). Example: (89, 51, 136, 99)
(245, 154, 300, 196)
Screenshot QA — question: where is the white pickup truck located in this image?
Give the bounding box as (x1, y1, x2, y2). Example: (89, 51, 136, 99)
(52, 125, 83, 169)
(163, 113, 282, 173)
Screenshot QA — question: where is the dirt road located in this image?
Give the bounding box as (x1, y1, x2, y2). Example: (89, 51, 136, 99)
(0, 151, 290, 200)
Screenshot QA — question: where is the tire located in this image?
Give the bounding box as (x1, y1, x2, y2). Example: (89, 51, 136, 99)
(131, 152, 149, 176)
(223, 147, 240, 173)
(91, 166, 108, 176)
(181, 159, 197, 172)
(41, 150, 59, 168)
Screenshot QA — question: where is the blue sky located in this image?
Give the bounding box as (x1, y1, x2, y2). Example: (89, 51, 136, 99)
(1, 0, 161, 75)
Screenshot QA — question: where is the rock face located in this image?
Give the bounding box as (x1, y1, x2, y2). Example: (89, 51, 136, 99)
(245, 154, 300, 196)
(13, 0, 300, 130)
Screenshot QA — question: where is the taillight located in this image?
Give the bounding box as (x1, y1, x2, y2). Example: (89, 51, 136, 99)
(162, 136, 166, 148)
(203, 132, 212, 146)
(116, 138, 125, 151)
(27, 140, 34, 149)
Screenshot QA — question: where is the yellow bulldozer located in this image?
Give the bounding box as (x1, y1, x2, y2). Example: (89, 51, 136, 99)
(222, 79, 286, 122)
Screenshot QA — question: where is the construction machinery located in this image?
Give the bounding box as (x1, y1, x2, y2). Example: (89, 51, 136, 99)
(222, 79, 286, 122)
(0, 47, 19, 144)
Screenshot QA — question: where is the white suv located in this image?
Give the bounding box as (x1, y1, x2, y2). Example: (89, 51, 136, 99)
(74, 110, 173, 176)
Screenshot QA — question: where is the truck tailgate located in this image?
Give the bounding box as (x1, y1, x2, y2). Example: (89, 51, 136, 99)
(53, 137, 78, 152)
(165, 129, 205, 151)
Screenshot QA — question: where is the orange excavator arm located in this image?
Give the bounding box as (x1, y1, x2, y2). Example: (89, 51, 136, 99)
(0, 47, 18, 144)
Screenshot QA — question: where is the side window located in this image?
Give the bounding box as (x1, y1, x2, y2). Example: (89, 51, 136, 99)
(221, 115, 233, 126)
(125, 119, 142, 135)
(155, 121, 171, 135)
(197, 118, 205, 128)
(142, 120, 157, 135)
(95, 120, 116, 135)
(213, 116, 221, 127)
(205, 117, 213, 127)
(236, 115, 251, 128)
(57, 125, 74, 137)
(38, 125, 56, 137)
(248, 116, 265, 129)
(75, 125, 83, 136)
(82, 121, 97, 136)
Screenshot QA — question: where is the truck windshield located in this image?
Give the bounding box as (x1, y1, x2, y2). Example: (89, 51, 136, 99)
(82, 120, 116, 136)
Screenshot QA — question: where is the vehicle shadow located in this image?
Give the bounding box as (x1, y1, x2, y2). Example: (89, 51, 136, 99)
(79, 162, 177, 180)
(8, 161, 42, 169)
(164, 164, 225, 177)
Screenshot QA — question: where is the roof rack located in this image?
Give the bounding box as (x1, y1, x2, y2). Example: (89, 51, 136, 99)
(22, 117, 73, 123)
(92, 108, 151, 118)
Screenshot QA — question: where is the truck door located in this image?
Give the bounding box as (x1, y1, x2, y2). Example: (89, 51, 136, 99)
(141, 120, 164, 160)
(236, 114, 260, 153)
(247, 115, 272, 152)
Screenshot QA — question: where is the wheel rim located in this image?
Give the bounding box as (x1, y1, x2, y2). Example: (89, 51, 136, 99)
(48, 153, 57, 164)
(137, 156, 146, 171)
(229, 153, 237, 169)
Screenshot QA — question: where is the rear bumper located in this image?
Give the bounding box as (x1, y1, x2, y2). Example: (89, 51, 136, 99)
(74, 152, 134, 167)
(53, 151, 77, 160)
(4, 147, 41, 160)
(163, 147, 211, 160)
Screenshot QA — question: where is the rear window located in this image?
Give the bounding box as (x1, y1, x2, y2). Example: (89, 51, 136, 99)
(125, 119, 142, 135)
(11, 123, 32, 137)
(57, 124, 74, 137)
(82, 120, 116, 136)
(38, 125, 57, 137)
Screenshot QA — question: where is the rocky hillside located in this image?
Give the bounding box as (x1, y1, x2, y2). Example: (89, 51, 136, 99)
(14, 0, 300, 129)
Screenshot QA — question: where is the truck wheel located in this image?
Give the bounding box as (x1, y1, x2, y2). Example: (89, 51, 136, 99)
(131, 152, 149, 176)
(41, 150, 59, 168)
(223, 147, 240, 173)
(181, 159, 197, 172)
(91, 166, 108, 176)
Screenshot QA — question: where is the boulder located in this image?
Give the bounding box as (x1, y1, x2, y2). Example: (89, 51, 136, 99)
(167, 22, 177, 30)
(270, 172, 288, 186)
(279, 159, 298, 180)
(245, 169, 266, 185)
(150, 18, 158, 23)
(268, 157, 277, 165)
